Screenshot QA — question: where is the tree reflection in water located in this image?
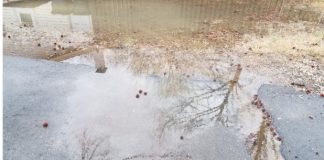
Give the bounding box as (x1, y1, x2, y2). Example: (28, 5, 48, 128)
(159, 65, 242, 137)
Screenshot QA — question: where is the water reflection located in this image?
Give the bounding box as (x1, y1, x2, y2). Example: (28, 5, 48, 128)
(4, 0, 324, 59)
(94, 47, 107, 73)
(4, 0, 93, 32)
(159, 65, 242, 138)
(4, 0, 323, 36)
(62, 52, 250, 158)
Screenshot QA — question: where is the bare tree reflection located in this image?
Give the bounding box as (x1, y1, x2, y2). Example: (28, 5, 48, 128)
(122, 151, 192, 160)
(159, 65, 242, 137)
(79, 130, 111, 160)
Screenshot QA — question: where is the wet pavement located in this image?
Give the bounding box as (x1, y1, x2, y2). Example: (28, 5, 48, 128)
(258, 85, 324, 160)
(3, 56, 92, 160)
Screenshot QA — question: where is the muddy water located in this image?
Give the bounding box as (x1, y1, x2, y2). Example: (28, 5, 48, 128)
(3, 0, 323, 58)
(4, 0, 322, 34)
(3, 0, 279, 34)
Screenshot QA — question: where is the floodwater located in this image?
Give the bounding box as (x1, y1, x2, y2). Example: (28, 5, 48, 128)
(3, 0, 323, 58)
(3, 0, 324, 160)
(4, 0, 323, 34)
(4, 0, 281, 33)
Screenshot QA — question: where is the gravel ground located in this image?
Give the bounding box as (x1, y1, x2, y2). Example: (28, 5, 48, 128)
(3, 24, 93, 59)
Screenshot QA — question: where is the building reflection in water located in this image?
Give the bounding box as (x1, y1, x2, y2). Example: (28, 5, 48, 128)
(3, 0, 323, 38)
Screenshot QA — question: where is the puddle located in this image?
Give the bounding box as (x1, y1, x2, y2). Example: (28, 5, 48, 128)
(60, 48, 281, 159)
(3, 0, 324, 59)
(3, 0, 324, 159)
(4, 0, 322, 34)
(61, 60, 234, 158)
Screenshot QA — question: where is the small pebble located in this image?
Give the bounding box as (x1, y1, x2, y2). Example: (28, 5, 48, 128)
(136, 94, 140, 98)
(8, 35, 11, 39)
(306, 89, 311, 94)
(143, 92, 147, 96)
(180, 136, 184, 140)
(276, 137, 282, 141)
(61, 34, 64, 38)
(37, 43, 41, 47)
(256, 101, 262, 107)
(308, 116, 314, 120)
(42, 122, 48, 128)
